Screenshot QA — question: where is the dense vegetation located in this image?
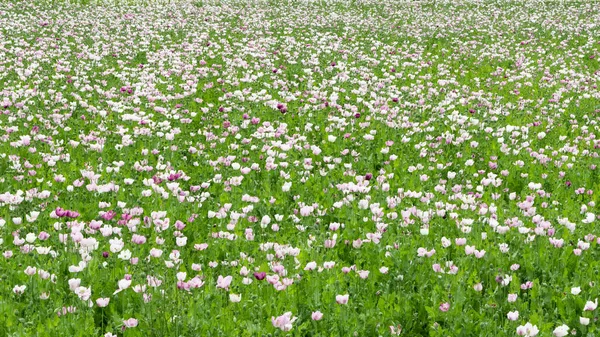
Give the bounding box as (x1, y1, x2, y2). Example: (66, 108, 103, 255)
(0, 0, 599, 336)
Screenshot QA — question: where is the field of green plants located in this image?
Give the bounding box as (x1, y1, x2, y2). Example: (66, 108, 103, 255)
(0, 0, 599, 336)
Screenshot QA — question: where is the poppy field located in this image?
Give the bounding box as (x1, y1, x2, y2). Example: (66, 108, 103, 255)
(0, 0, 599, 336)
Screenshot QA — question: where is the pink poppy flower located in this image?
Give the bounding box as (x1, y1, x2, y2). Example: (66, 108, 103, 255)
(216, 275, 232, 290)
(336, 294, 349, 304)
(123, 318, 138, 328)
(271, 312, 297, 331)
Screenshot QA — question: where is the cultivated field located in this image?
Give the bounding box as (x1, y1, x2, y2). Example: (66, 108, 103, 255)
(0, 0, 599, 336)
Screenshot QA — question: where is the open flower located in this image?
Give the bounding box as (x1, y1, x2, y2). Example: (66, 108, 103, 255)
(271, 312, 297, 331)
(75, 286, 91, 301)
(516, 322, 539, 336)
(553, 325, 569, 337)
(13, 285, 26, 295)
(584, 298, 598, 311)
(216, 275, 232, 290)
(96, 298, 110, 307)
(336, 294, 349, 304)
(123, 318, 138, 328)
(439, 302, 450, 312)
